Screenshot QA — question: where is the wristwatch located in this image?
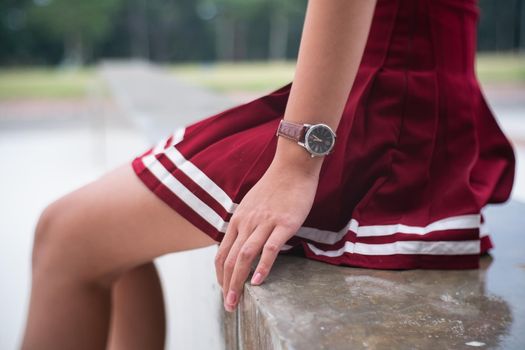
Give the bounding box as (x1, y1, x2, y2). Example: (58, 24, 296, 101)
(275, 119, 336, 157)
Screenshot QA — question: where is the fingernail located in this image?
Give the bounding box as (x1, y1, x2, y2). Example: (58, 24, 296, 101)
(251, 272, 263, 285)
(226, 290, 237, 305)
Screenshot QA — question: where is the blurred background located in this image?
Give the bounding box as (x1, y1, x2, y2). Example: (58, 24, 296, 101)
(0, 0, 524, 349)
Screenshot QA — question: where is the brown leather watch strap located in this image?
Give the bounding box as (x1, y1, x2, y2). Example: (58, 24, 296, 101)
(275, 119, 307, 142)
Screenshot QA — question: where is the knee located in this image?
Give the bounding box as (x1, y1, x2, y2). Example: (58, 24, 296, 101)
(31, 197, 99, 285)
(31, 199, 69, 273)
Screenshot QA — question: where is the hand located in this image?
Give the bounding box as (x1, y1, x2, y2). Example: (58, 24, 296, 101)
(215, 159, 321, 312)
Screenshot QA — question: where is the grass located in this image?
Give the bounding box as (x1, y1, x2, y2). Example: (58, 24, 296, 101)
(0, 53, 522, 100)
(0, 67, 97, 100)
(171, 54, 525, 93)
(475, 54, 525, 83)
(169, 60, 296, 93)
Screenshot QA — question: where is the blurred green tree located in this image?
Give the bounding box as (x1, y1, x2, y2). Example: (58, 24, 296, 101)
(266, 0, 305, 60)
(210, 0, 305, 60)
(1, 0, 519, 66)
(28, 0, 122, 65)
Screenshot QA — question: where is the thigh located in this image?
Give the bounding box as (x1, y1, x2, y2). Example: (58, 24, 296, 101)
(39, 162, 218, 285)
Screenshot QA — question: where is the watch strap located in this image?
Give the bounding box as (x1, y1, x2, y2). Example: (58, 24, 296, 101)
(275, 119, 307, 142)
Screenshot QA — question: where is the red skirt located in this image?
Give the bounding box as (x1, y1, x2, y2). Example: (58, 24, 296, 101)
(131, 0, 515, 269)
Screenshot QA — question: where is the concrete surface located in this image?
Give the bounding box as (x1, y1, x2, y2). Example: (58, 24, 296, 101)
(228, 200, 524, 349)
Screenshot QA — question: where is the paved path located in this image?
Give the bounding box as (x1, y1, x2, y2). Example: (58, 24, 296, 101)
(481, 83, 525, 202)
(101, 60, 236, 350)
(0, 91, 148, 348)
(100, 60, 237, 143)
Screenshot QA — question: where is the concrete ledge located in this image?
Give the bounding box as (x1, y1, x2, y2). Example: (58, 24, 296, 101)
(225, 201, 525, 349)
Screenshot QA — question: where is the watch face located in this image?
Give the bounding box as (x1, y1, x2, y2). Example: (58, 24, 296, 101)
(305, 124, 335, 156)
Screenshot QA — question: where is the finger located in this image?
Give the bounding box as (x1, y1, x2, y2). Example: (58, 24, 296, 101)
(225, 223, 274, 311)
(250, 225, 292, 286)
(222, 215, 259, 305)
(222, 227, 250, 305)
(214, 217, 239, 291)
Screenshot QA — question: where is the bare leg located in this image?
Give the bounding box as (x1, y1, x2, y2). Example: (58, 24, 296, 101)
(21, 162, 218, 350)
(107, 262, 166, 350)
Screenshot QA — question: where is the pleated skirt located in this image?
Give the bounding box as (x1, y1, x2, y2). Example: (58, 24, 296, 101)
(131, 0, 515, 269)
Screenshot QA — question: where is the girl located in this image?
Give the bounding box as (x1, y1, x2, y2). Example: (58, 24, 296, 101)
(22, 0, 515, 349)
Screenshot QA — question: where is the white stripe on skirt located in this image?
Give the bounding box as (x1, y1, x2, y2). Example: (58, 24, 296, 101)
(141, 127, 485, 256)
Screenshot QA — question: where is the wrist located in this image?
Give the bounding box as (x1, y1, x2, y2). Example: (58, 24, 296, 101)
(271, 137, 324, 178)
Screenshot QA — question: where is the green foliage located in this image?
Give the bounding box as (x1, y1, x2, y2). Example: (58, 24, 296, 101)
(29, 0, 122, 42)
(27, 0, 122, 64)
(212, 0, 305, 20)
(214, 0, 266, 17)
(1, 0, 307, 64)
(0, 0, 521, 66)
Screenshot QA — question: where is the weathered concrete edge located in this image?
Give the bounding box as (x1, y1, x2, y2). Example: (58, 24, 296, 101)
(232, 282, 293, 350)
(222, 300, 238, 350)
